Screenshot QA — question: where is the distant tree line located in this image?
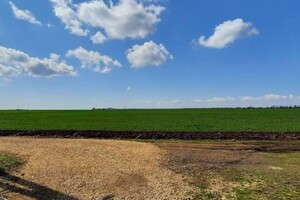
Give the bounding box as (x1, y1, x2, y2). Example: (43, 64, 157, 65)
(244, 105, 300, 109)
(212, 106, 300, 109)
(91, 105, 300, 110)
(268, 105, 300, 109)
(92, 107, 115, 110)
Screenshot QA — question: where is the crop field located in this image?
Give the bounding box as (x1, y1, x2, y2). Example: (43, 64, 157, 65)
(0, 108, 300, 132)
(0, 108, 299, 199)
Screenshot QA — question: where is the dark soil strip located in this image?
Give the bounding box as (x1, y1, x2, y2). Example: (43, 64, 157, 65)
(0, 130, 299, 140)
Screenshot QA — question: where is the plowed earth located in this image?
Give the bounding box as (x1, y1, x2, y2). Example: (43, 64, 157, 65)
(0, 130, 300, 140)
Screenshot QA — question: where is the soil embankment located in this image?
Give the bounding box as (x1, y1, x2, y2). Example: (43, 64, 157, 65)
(0, 130, 299, 140)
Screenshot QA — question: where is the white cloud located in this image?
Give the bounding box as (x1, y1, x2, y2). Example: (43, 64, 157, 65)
(199, 18, 259, 49)
(140, 0, 164, 2)
(126, 41, 172, 68)
(50, 0, 164, 40)
(195, 97, 235, 103)
(207, 97, 235, 103)
(47, 23, 54, 28)
(9, 1, 42, 25)
(133, 99, 182, 107)
(77, 0, 164, 39)
(194, 94, 300, 108)
(157, 99, 181, 105)
(0, 46, 76, 77)
(50, 0, 88, 36)
(263, 94, 294, 100)
(66, 46, 122, 73)
(196, 94, 297, 104)
(0, 63, 19, 77)
(90, 32, 107, 44)
(131, 95, 300, 108)
(240, 94, 295, 101)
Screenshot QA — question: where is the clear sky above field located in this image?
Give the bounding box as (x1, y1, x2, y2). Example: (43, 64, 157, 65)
(0, 0, 300, 109)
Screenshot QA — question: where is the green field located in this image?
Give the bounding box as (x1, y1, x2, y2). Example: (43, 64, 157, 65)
(0, 108, 299, 132)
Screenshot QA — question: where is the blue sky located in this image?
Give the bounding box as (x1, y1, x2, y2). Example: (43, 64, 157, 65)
(0, 0, 300, 109)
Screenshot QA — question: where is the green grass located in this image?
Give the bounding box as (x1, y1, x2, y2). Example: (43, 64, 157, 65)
(0, 108, 299, 131)
(194, 190, 221, 200)
(0, 154, 22, 173)
(193, 152, 300, 199)
(220, 152, 300, 200)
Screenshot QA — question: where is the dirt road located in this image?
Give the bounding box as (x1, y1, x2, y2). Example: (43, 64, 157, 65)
(0, 137, 194, 200)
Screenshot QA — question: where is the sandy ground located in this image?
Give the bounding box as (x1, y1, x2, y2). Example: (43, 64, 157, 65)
(0, 137, 194, 200)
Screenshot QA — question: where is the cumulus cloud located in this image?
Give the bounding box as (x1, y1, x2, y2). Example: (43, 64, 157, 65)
(126, 41, 172, 68)
(50, 0, 88, 36)
(90, 32, 107, 44)
(199, 18, 259, 49)
(0, 46, 76, 77)
(0, 63, 19, 77)
(9, 1, 42, 25)
(77, 0, 164, 39)
(50, 0, 164, 41)
(66, 46, 122, 73)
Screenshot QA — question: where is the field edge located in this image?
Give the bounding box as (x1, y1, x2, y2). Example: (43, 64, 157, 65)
(0, 130, 299, 140)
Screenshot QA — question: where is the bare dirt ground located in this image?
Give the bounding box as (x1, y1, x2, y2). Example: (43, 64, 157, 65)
(155, 141, 300, 199)
(155, 141, 300, 173)
(0, 137, 194, 200)
(0, 138, 299, 200)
